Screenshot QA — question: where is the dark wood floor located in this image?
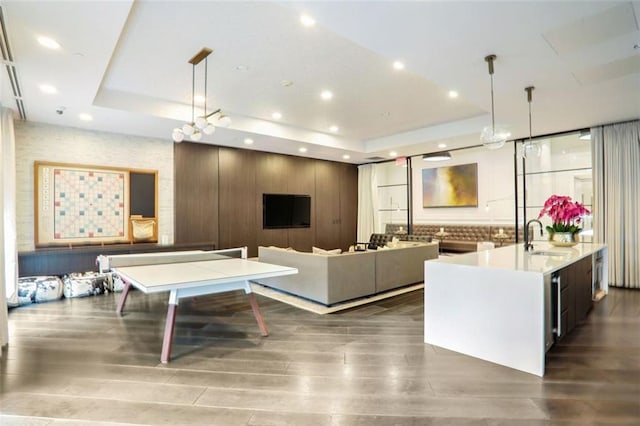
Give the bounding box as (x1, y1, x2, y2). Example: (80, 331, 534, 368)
(1, 286, 639, 425)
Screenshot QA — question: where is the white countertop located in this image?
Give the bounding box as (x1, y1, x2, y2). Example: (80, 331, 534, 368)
(430, 242, 607, 274)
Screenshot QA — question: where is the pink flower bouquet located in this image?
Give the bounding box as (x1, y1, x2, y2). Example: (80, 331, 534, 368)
(538, 195, 591, 234)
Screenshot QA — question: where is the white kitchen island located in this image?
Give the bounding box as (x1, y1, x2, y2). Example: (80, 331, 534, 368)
(424, 242, 608, 377)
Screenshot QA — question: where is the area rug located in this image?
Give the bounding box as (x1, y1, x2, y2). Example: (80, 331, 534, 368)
(250, 283, 424, 314)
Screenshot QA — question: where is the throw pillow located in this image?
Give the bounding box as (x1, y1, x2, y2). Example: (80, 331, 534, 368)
(312, 246, 342, 255)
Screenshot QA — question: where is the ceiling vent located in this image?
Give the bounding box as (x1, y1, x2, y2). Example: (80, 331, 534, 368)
(0, 7, 26, 120)
(364, 156, 386, 161)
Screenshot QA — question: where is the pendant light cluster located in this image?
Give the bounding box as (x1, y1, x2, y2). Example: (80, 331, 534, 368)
(480, 54, 511, 150)
(172, 47, 231, 143)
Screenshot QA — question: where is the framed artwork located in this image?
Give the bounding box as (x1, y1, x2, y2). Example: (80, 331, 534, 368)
(422, 163, 478, 208)
(35, 161, 158, 246)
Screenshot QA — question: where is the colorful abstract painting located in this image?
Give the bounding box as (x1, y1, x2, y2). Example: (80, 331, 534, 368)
(422, 163, 478, 208)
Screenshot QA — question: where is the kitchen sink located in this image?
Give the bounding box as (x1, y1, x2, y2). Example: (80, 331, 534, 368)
(529, 250, 570, 257)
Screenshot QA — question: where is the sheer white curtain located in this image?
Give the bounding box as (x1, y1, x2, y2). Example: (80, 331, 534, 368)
(357, 164, 379, 242)
(1, 107, 18, 351)
(592, 120, 640, 288)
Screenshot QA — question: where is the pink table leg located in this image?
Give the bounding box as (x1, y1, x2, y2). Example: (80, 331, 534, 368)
(116, 280, 132, 314)
(161, 303, 178, 363)
(247, 293, 269, 336)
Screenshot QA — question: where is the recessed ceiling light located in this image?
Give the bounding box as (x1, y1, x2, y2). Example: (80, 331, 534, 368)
(39, 84, 57, 94)
(342, 154, 350, 160)
(78, 113, 93, 121)
(244, 138, 254, 145)
(389, 151, 398, 157)
(438, 143, 447, 149)
(300, 14, 316, 27)
(37, 36, 60, 49)
(271, 112, 282, 120)
(392, 61, 405, 70)
(329, 125, 339, 133)
(299, 147, 308, 153)
(448, 90, 459, 99)
(320, 90, 333, 100)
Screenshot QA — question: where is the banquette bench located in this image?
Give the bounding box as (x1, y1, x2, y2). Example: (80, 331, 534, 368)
(385, 223, 521, 253)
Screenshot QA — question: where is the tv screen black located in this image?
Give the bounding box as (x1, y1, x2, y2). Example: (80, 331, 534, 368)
(263, 194, 311, 229)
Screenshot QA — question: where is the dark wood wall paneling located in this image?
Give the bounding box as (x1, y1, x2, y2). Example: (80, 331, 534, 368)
(19, 144, 357, 276)
(174, 142, 219, 246)
(175, 143, 357, 257)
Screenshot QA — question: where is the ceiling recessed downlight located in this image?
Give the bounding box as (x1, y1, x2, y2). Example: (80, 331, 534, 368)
(39, 84, 57, 94)
(271, 112, 282, 120)
(342, 154, 350, 160)
(300, 14, 316, 27)
(79, 113, 93, 121)
(37, 36, 60, 49)
(448, 90, 459, 99)
(329, 125, 339, 133)
(320, 90, 333, 100)
(392, 61, 405, 70)
(438, 143, 447, 149)
(389, 151, 398, 157)
(299, 147, 308, 153)
(244, 138, 254, 145)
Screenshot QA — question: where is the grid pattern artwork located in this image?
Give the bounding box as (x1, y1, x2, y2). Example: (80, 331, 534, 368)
(53, 168, 126, 239)
(36, 162, 131, 245)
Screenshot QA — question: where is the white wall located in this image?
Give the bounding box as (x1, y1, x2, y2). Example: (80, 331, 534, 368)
(411, 145, 515, 224)
(375, 161, 408, 231)
(14, 121, 174, 251)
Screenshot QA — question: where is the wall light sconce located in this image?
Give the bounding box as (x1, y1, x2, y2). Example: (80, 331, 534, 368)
(423, 151, 451, 162)
(172, 47, 231, 143)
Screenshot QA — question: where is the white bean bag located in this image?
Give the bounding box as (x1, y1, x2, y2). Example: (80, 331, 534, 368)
(63, 272, 108, 298)
(10, 276, 64, 307)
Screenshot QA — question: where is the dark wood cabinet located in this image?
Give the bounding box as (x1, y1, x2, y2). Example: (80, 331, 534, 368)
(557, 255, 593, 340)
(338, 163, 358, 250)
(218, 148, 257, 256)
(575, 255, 593, 323)
(174, 142, 219, 246)
(314, 161, 358, 251)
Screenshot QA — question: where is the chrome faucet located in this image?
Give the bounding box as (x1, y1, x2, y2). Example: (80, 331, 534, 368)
(524, 219, 543, 252)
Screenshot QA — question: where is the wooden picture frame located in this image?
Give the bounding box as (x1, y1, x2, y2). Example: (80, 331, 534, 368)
(34, 161, 157, 247)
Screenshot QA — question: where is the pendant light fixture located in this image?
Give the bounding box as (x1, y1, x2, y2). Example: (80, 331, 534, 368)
(480, 54, 510, 150)
(522, 86, 541, 158)
(172, 47, 231, 143)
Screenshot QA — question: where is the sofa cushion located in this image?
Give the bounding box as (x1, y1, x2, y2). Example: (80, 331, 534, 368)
(312, 246, 342, 255)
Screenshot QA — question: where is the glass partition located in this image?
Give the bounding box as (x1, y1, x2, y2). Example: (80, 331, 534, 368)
(517, 132, 593, 244)
(374, 160, 409, 235)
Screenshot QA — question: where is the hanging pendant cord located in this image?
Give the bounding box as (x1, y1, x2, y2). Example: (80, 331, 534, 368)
(485, 55, 497, 137)
(191, 63, 195, 124)
(204, 57, 208, 118)
(490, 74, 496, 136)
(527, 87, 533, 141)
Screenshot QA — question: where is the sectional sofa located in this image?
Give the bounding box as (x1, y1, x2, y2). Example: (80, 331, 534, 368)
(255, 242, 438, 306)
(385, 223, 521, 253)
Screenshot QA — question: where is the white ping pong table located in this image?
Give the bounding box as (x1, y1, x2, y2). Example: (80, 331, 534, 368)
(108, 248, 297, 363)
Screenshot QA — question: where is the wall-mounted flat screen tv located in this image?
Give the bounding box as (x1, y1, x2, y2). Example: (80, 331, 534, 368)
(263, 193, 311, 229)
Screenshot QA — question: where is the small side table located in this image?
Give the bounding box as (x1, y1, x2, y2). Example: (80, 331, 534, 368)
(493, 233, 509, 247)
(434, 231, 449, 253)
